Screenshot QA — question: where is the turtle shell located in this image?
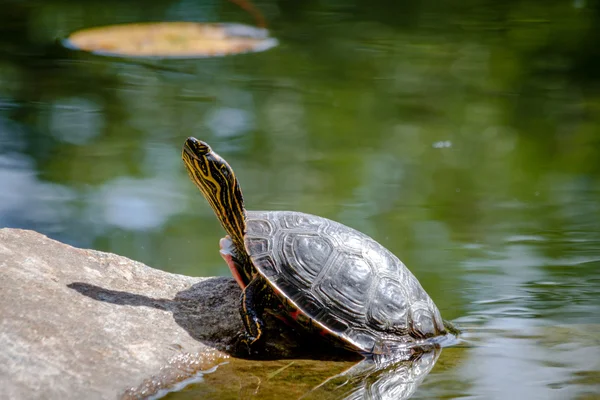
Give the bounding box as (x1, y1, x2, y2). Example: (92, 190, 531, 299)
(244, 210, 446, 353)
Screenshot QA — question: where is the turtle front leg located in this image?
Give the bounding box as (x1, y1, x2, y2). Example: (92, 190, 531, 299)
(239, 275, 275, 345)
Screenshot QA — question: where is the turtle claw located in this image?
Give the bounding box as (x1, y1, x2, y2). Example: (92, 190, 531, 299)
(233, 332, 263, 358)
(233, 333, 251, 356)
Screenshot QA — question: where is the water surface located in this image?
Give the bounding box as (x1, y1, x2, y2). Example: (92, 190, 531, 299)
(1, 0, 599, 398)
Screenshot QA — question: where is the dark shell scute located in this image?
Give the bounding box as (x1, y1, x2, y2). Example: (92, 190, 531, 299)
(314, 313, 349, 334)
(367, 278, 409, 334)
(345, 329, 377, 352)
(363, 240, 402, 278)
(245, 237, 270, 257)
(324, 224, 364, 253)
(282, 213, 323, 230)
(409, 303, 437, 338)
(251, 254, 279, 278)
(316, 254, 373, 318)
(281, 233, 332, 287)
(247, 218, 274, 236)
(283, 285, 324, 317)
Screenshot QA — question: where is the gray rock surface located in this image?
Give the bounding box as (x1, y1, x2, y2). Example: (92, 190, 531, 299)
(0, 228, 244, 399)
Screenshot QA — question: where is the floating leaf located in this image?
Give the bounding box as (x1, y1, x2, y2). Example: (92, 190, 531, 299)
(64, 22, 278, 58)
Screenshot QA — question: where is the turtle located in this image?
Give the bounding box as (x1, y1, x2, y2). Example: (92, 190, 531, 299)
(182, 137, 457, 355)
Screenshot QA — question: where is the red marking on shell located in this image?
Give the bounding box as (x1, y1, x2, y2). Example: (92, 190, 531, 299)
(289, 309, 302, 320)
(319, 329, 330, 337)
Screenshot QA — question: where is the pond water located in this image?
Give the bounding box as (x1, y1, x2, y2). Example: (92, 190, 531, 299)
(1, 0, 599, 399)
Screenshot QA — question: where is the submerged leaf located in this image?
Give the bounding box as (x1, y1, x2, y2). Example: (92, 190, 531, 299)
(64, 22, 277, 58)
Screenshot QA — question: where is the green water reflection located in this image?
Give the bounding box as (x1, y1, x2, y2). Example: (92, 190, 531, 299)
(1, 0, 599, 398)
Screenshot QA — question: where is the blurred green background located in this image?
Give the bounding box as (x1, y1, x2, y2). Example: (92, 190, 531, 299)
(1, 0, 599, 398)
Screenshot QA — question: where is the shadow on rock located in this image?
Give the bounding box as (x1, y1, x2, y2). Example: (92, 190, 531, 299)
(68, 277, 356, 360)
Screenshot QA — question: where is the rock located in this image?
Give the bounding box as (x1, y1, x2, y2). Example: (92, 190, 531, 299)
(0, 228, 305, 400)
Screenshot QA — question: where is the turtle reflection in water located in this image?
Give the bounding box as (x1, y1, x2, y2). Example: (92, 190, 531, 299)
(306, 347, 441, 400)
(182, 137, 458, 356)
(128, 345, 442, 399)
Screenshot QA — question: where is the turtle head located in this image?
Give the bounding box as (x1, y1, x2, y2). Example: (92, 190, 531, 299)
(183, 137, 212, 157)
(182, 137, 248, 256)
